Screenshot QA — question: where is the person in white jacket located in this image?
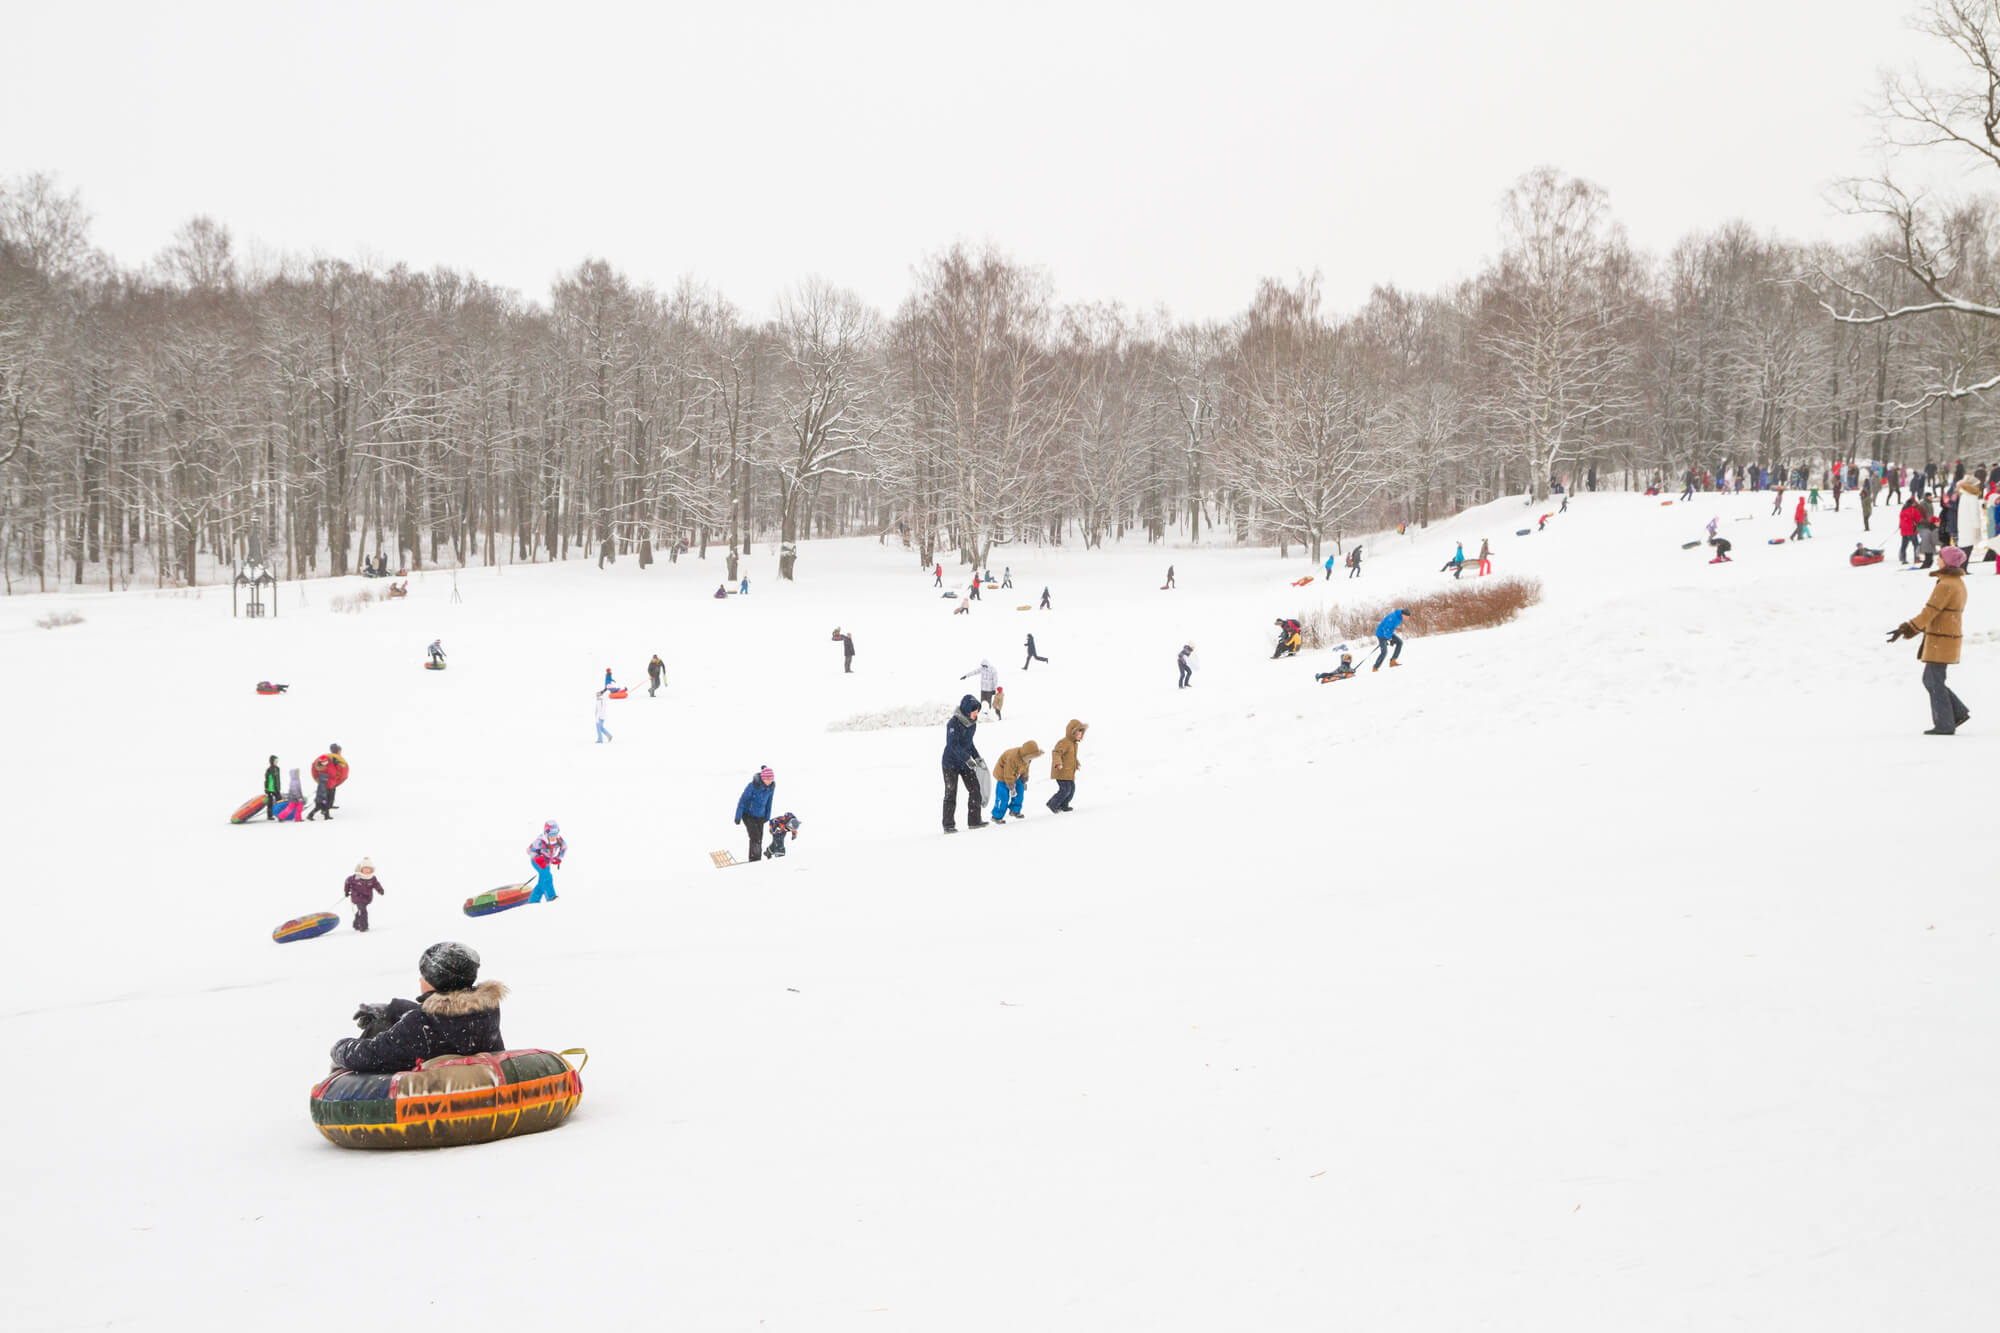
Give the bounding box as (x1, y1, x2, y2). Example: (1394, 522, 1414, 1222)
(594, 688, 613, 744)
(960, 659, 999, 710)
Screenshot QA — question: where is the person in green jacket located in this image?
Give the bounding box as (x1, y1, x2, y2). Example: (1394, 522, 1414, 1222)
(263, 755, 282, 821)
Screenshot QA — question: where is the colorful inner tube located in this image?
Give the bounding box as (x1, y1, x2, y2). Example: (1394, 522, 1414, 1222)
(231, 795, 268, 824)
(274, 912, 339, 943)
(310, 1048, 584, 1149)
(607, 688, 629, 699)
(464, 886, 532, 917)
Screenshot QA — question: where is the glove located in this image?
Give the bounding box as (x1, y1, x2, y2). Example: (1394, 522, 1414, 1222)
(734, 817, 742, 825)
(352, 1003, 391, 1035)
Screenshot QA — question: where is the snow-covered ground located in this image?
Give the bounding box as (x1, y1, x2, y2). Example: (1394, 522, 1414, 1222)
(3, 491, 1994, 1331)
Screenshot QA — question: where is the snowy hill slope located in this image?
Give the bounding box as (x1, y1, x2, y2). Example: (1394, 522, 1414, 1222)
(2, 491, 1994, 1332)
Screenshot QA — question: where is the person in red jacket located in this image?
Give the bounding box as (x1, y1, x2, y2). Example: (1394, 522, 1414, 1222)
(307, 744, 349, 820)
(1898, 500, 1921, 564)
(1792, 496, 1811, 541)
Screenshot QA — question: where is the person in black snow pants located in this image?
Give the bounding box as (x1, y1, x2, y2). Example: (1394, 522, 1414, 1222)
(647, 654, 665, 697)
(1347, 546, 1363, 578)
(1040, 586, 1051, 609)
(941, 694, 986, 833)
(842, 632, 856, 673)
(1165, 565, 1175, 588)
(263, 755, 282, 820)
(962, 659, 999, 709)
(735, 766, 776, 862)
(1023, 634, 1048, 670)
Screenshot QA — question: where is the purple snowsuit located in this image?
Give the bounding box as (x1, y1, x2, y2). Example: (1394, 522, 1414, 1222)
(343, 874, 384, 932)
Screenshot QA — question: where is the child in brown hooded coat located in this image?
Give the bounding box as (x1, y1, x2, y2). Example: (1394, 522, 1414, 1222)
(1045, 719, 1088, 813)
(990, 740, 1044, 823)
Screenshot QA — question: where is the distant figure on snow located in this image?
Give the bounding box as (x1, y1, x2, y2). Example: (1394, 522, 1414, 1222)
(1178, 643, 1196, 689)
(734, 766, 776, 862)
(1165, 565, 1175, 589)
(428, 639, 446, 667)
(527, 822, 564, 902)
(740, 577, 750, 595)
(841, 631, 856, 673)
(1372, 608, 1410, 671)
(1347, 546, 1362, 578)
(1709, 537, 1733, 563)
(961, 659, 999, 709)
(263, 754, 282, 820)
(344, 858, 385, 932)
(648, 654, 665, 696)
(1039, 586, 1052, 609)
(1023, 634, 1048, 670)
(766, 812, 801, 858)
(595, 688, 613, 743)
(934, 562, 944, 587)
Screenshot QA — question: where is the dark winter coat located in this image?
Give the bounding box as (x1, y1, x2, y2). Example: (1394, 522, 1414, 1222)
(264, 763, 281, 797)
(329, 981, 508, 1075)
(343, 874, 383, 906)
(648, 657, 664, 683)
(843, 635, 855, 660)
(736, 775, 776, 821)
(942, 695, 982, 770)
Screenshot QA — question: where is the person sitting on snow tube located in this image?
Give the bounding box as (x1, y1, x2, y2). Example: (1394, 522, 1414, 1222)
(330, 942, 506, 1075)
(1272, 618, 1303, 659)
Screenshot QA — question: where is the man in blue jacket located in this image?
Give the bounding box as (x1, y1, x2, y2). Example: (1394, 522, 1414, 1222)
(734, 766, 776, 862)
(941, 694, 986, 834)
(1373, 608, 1412, 671)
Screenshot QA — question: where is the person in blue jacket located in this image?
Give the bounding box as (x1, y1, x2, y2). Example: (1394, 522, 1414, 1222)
(734, 766, 776, 863)
(941, 694, 986, 834)
(1373, 607, 1412, 671)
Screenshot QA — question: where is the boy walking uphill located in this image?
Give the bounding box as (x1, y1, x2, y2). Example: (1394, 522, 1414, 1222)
(1888, 546, 1971, 735)
(1046, 719, 1087, 813)
(735, 766, 776, 862)
(527, 822, 565, 902)
(344, 858, 385, 932)
(766, 812, 801, 858)
(1373, 608, 1412, 670)
(263, 755, 281, 820)
(990, 740, 1043, 823)
(648, 654, 665, 696)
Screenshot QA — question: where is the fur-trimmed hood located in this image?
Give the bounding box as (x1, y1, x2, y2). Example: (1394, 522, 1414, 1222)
(421, 980, 508, 1017)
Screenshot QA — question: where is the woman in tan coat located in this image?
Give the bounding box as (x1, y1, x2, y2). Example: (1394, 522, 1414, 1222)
(1890, 546, 1970, 735)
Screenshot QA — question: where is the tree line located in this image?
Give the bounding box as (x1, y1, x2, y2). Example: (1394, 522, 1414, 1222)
(8, 1, 2000, 594)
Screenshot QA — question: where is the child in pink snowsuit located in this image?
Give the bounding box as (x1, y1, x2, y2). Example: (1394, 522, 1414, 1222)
(344, 858, 384, 932)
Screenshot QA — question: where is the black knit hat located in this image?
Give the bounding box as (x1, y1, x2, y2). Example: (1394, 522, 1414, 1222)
(419, 941, 480, 992)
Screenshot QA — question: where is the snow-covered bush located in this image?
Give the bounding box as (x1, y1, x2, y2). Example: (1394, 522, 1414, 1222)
(36, 610, 84, 629)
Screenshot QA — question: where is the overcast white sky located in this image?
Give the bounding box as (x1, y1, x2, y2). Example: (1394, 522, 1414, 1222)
(0, 0, 1955, 321)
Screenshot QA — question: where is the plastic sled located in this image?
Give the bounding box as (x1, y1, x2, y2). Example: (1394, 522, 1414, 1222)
(231, 794, 269, 825)
(1515, 528, 1532, 536)
(1851, 552, 1885, 567)
(1017, 604, 1032, 610)
(273, 912, 339, 943)
(1291, 577, 1314, 587)
(424, 661, 447, 670)
(463, 884, 533, 917)
(607, 688, 629, 700)
(1768, 538, 1787, 545)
